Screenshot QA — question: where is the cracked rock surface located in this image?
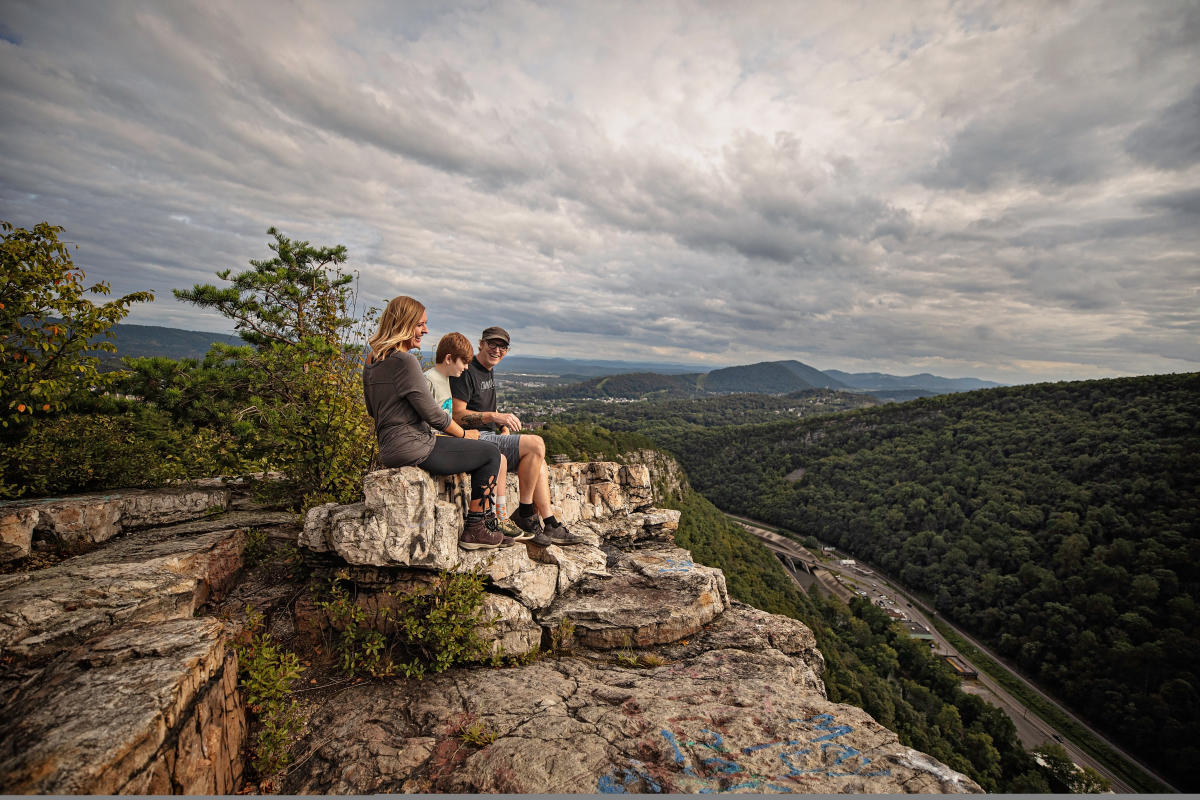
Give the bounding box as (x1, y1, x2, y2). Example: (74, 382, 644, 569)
(284, 602, 981, 795)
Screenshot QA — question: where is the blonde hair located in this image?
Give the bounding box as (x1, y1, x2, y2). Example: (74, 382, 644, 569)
(368, 295, 426, 363)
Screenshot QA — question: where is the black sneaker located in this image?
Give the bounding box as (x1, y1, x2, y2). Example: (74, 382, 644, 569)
(512, 511, 543, 539)
(544, 521, 588, 546)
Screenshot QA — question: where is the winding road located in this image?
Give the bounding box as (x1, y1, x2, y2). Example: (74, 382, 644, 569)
(725, 511, 1180, 794)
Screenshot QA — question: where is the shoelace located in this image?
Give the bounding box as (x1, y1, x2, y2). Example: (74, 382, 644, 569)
(484, 512, 500, 532)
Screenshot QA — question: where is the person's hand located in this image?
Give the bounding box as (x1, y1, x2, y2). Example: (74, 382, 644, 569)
(463, 429, 480, 440)
(493, 412, 522, 431)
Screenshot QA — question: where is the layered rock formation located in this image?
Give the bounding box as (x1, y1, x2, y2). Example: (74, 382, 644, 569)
(0, 502, 293, 794)
(299, 465, 724, 655)
(1, 460, 982, 795)
(285, 602, 979, 794)
(292, 463, 982, 794)
(0, 484, 231, 562)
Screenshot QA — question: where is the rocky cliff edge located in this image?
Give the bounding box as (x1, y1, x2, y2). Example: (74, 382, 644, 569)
(0, 459, 981, 794)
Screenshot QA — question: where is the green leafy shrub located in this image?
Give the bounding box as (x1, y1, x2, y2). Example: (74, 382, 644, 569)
(235, 608, 304, 778)
(0, 406, 230, 499)
(549, 615, 575, 656)
(1, 220, 153, 498)
(244, 528, 270, 569)
(314, 566, 495, 679)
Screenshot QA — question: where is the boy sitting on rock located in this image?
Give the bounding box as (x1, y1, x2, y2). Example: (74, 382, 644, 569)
(424, 332, 520, 532)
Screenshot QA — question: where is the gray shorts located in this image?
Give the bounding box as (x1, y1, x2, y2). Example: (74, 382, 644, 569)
(478, 431, 521, 466)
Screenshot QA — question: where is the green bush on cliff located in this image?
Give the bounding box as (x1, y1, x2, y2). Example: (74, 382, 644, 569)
(236, 608, 304, 778)
(314, 565, 495, 679)
(1, 220, 153, 498)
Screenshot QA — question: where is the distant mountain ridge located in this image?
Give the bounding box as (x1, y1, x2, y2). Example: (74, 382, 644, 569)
(98, 322, 245, 362)
(825, 370, 1003, 393)
(98, 323, 1001, 396)
(532, 359, 1001, 400)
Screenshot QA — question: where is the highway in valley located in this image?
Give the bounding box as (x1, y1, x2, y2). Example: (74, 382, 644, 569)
(724, 512, 1176, 794)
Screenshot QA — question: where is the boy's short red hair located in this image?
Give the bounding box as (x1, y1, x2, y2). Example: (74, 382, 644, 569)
(435, 332, 473, 365)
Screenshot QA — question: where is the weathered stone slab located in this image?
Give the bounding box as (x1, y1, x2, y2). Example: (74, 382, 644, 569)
(0, 508, 37, 561)
(0, 485, 232, 561)
(31, 494, 124, 548)
(283, 605, 980, 795)
(571, 507, 681, 546)
(0, 617, 245, 794)
(527, 541, 610, 595)
(118, 486, 232, 529)
(537, 545, 728, 649)
(457, 544, 560, 610)
(0, 526, 245, 663)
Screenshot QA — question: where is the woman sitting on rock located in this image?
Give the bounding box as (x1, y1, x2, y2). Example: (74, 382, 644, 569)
(363, 295, 513, 550)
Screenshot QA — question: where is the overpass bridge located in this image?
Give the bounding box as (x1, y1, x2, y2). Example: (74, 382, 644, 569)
(729, 516, 819, 573)
(728, 515, 859, 602)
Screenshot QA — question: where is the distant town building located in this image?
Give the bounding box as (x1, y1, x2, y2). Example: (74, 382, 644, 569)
(902, 621, 935, 643)
(942, 655, 978, 679)
(840, 559, 856, 566)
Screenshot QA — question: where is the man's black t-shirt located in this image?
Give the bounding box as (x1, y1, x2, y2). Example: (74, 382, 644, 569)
(449, 356, 498, 432)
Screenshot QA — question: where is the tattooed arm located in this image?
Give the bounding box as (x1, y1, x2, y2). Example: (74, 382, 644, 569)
(452, 397, 489, 429)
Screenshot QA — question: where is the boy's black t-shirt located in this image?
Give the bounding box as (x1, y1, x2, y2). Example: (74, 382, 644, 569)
(449, 356, 498, 432)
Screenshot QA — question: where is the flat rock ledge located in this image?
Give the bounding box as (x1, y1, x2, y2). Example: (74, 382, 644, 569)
(284, 602, 981, 795)
(0, 523, 247, 663)
(0, 483, 232, 562)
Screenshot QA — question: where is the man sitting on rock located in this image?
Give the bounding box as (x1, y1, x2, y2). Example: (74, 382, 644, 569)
(450, 326, 587, 547)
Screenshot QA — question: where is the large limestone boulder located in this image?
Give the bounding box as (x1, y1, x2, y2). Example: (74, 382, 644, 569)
(283, 604, 981, 795)
(479, 594, 543, 657)
(301, 462, 668, 570)
(0, 617, 244, 794)
(300, 469, 462, 567)
(537, 545, 729, 649)
(0, 508, 38, 562)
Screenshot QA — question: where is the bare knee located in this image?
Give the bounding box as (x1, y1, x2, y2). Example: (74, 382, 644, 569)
(521, 435, 546, 459)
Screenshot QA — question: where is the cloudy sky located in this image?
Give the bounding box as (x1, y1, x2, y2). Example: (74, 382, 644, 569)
(2, 0, 1197, 384)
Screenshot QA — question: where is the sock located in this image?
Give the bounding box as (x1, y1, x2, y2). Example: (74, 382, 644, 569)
(543, 515, 560, 529)
(467, 510, 484, 522)
(496, 496, 508, 521)
(517, 502, 536, 518)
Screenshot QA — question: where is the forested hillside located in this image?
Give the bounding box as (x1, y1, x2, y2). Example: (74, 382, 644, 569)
(633, 373, 1199, 790)
(524, 427, 1053, 792)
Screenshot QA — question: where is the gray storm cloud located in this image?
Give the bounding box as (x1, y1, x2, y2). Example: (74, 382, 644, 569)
(0, 0, 1197, 384)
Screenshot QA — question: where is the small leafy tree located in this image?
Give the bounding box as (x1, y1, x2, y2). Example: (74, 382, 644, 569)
(1, 221, 153, 497)
(175, 228, 375, 509)
(1033, 743, 1110, 793)
(0, 221, 153, 429)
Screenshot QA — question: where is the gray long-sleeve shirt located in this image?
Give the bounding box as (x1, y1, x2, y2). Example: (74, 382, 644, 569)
(363, 350, 451, 467)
